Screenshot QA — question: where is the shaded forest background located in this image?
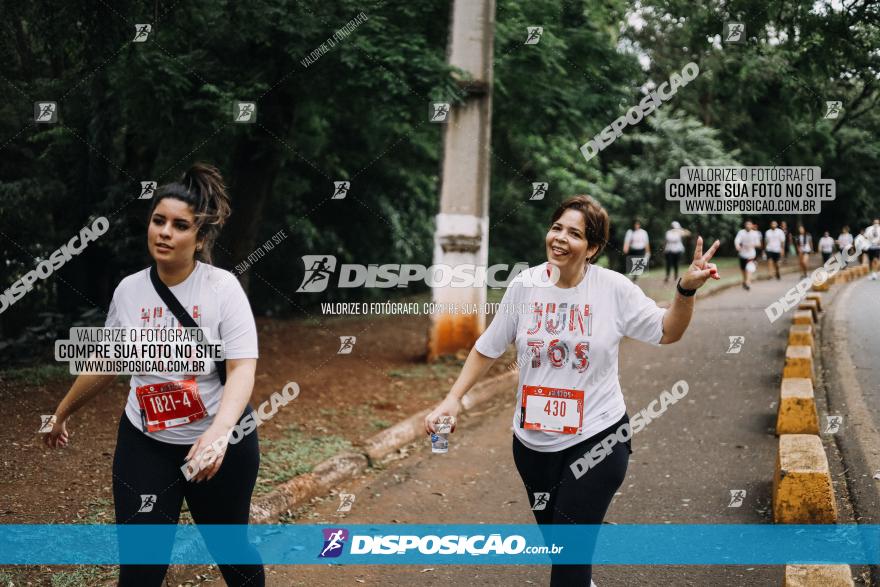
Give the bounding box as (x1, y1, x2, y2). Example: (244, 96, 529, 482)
(1, 0, 878, 361)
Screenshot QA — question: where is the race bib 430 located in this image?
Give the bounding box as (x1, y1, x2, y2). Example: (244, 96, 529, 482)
(520, 385, 584, 434)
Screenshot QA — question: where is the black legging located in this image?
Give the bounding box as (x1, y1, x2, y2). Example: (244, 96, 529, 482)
(112, 408, 265, 587)
(513, 413, 631, 586)
(665, 252, 682, 279)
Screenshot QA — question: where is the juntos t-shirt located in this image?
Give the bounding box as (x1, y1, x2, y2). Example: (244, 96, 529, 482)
(474, 263, 666, 452)
(104, 262, 259, 444)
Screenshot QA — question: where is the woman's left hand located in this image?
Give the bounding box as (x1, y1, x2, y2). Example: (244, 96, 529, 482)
(185, 422, 233, 482)
(679, 236, 721, 290)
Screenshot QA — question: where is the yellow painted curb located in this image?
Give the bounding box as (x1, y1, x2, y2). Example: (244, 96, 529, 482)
(797, 299, 819, 322)
(788, 324, 814, 350)
(773, 434, 838, 523)
(783, 345, 814, 383)
(776, 378, 819, 435)
(804, 292, 822, 312)
(784, 565, 854, 586)
(793, 310, 813, 325)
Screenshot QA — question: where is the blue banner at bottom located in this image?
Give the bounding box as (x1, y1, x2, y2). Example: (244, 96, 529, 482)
(1, 524, 878, 565)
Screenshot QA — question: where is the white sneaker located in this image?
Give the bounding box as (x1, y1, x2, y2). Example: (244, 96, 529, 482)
(590, 580, 597, 587)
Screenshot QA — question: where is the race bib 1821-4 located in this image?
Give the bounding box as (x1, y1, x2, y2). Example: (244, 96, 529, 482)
(135, 378, 207, 433)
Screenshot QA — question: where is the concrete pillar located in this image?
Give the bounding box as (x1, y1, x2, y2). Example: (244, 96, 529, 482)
(427, 0, 496, 360)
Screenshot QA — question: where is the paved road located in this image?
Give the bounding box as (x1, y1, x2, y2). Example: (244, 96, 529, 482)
(267, 273, 860, 587)
(823, 274, 880, 585)
(835, 277, 880, 436)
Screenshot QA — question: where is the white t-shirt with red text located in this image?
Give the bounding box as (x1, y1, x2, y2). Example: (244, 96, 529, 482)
(105, 262, 259, 444)
(474, 263, 666, 453)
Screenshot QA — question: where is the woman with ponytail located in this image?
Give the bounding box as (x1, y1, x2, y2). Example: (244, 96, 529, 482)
(43, 163, 265, 586)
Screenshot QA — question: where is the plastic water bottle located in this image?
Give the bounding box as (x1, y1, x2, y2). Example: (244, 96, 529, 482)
(431, 416, 454, 454)
(430, 432, 448, 453)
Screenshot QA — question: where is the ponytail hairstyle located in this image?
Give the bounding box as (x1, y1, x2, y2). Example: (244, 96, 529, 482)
(148, 162, 231, 264)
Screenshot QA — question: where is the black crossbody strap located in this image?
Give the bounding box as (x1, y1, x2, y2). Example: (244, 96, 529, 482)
(148, 265, 227, 385)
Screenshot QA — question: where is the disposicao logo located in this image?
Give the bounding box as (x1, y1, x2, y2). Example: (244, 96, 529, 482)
(318, 528, 349, 558)
(296, 255, 556, 292)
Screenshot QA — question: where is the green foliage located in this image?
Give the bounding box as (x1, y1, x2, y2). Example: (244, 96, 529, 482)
(490, 0, 640, 266)
(608, 110, 742, 254)
(0, 362, 70, 386)
(627, 0, 880, 232)
(1, 0, 878, 351)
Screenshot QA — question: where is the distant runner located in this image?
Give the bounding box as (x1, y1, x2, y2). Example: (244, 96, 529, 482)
(867, 218, 880, 280)
(764, 220, 786, 280)
(623, 219, 651, 282)
(818, 231, 835, 264)
(663, 220, 690, 283)
(795, 225, 813, 278)
(734, 220, 761, 290)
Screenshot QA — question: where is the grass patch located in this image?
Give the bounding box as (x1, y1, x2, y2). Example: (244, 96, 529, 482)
(317, 407, 340, 418)
(370, 418, 392, 430)
(50, 566, 117, 587)
(319, 403, 379, 421)
(255, 426, 352, 495)
(387, 361, 460, 380)
(77, 497, 113, 524)
(0, 363, 70, 386)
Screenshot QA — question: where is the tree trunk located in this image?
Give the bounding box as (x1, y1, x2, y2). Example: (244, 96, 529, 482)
(215, 91, 290, 294)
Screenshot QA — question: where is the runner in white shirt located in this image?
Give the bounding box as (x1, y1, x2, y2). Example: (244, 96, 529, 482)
(425, 195, 720, 587)
(855, 229, 871, 268)
(818, 232, 835, 264)
(43, 163, 265, 587)
(734, 220, 762, 290)
(837, 226, 854, 267)
(623, 220, 651, 282)
(836, 227, 853, 250)
(867, 219, 880, 280)
(764, 220, 786, 280)
(795, 225, 813, 278)
(663, 220, 690, 283)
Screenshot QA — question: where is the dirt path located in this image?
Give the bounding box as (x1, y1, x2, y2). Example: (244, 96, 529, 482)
(0, 312, 513, 586)
(2, 257, 847, 586)
(266, 269, 867, 586)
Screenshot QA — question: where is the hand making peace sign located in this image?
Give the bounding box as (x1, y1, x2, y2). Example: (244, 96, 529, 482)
(679, 236, 721, 290)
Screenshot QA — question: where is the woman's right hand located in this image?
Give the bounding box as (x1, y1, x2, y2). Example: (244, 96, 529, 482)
(424, 396, 461, 435)
(42, 415, 69, 449)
